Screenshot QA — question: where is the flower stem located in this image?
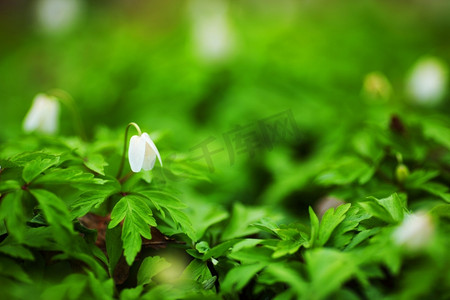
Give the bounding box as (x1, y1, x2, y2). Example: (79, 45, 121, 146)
(116, 122, 142, 179)
(48, 89, 87, 140)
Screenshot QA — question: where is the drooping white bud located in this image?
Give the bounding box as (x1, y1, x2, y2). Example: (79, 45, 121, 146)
(23, 93, 60, 134)
(128, 132, 162, 173)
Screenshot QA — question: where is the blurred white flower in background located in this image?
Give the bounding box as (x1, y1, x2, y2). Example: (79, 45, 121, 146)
(129, 132, 162, 172)
(35, 0, 83, 34)
(188, 0, 235, 63)
(393, 212, 434, 251)
(406, 57, 448, 106)
(23, 93, 60, 134)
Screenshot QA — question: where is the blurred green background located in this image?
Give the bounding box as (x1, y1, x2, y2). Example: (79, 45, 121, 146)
(1, 0, 449, 217)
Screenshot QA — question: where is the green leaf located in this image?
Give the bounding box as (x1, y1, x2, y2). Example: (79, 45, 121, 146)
(83, 154, 108, 176)
(307, 206, 319, 248)
(120, 286, 144, 300)
(0, 256, 32, 283)
(0, 190, 28, 241)
(419, 182, 450, 203)
(221, 203, 267, 240)
(40, 274, 88, 300)
(345, 228, 380, 251)
(228, 247, 276, 264)
(316, 156, 374, 186)
(70, 180, 120, 218)
(181, 259, 212, 282)
(0, 180, 21, 193)
(137, 191, 196, 241)
(33, 167, 106, 186)
(30, 189, 74, 232)
(222, 263, 265, 293)
(203, 239, 239, 260)
(304, 248, 358, 299)
(22, 156, 60, 183)
(29, 189, 76, 247)
(271, 224, 308, 258)
(137, 256, 171, 286)
(0, 237, 34, 260)
(262, 262, 307, 296)
(362, 193, 406, 223)
(108, 195, 157, 265)
(317, 203, 351, 247)
(422, 118, 450, 149)
(106, 226, 123, 276)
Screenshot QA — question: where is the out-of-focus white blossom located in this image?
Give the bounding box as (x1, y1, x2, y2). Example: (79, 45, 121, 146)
(188, 0, 235, 62)
(35, 0, 83, 34)
(23, 93, 60, 134)
(128, 132, 162, 172)
(406, 57, 448, 106)
(393, 212, 434, 251)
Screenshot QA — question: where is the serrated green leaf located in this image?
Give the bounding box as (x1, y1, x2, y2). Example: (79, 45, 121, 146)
(70, 180, 120, 218)
(108, 195, 156, 265)
(22, 156, 60, 183)
(317, 203, 351, 247)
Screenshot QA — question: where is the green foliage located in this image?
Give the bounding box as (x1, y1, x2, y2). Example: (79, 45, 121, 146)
(108, 195, 157, 265)
(0, 1, 449, 299)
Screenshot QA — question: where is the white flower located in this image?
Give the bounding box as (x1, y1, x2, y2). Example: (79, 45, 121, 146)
(188, 0, 235, 62)
(128, 132, 162, 172)
(406, 57, 448, 106)
(23, 93, 60, 134)
(393, 212, 434, 251)
(36, 0, 83, 34)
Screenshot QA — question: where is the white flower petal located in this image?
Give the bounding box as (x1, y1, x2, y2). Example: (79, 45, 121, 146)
(141, 145, 157, 171)
(128, 135, 146, 172)
(41, 97, 60, 134)
(23, 94, 60, 134)
(23, 94, 46, 132)
(407, 57, 448, 105)
(393, 212, 434, 250)
(141, 132, 162, 167)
